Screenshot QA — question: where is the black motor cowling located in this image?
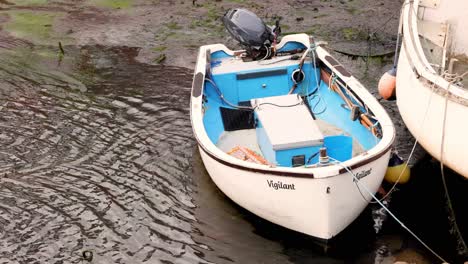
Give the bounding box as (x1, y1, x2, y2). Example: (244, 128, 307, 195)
(222, 8, 277, 60)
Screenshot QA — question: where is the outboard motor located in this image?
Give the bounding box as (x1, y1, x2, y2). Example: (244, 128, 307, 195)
(222, 8, 279, 60)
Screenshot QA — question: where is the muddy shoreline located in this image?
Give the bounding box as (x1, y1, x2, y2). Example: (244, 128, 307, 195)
(0, 0, 401, 67)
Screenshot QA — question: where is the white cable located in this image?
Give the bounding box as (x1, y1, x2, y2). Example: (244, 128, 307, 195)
(439, 73, 468, 254)
(258, 45, 270, 62)
(257, 55, 293, 65)
(308, 45, 328, 115)
(374, 72, 440, 202)
(205, 78, 253, 110)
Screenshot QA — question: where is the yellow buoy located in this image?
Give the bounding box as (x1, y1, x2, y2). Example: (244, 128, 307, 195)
(378, 67, 397, 100)
(384, 152, 411, 184)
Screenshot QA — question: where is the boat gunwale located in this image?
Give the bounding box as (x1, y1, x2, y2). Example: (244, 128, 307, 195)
(401, 0, 468, 106)
(190, 34, 395, 179)
(196, 138, 393, 178)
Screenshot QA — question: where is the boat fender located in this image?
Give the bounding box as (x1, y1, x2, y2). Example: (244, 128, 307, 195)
(378, 67, 397, 100)
(384, 152, 410, 184)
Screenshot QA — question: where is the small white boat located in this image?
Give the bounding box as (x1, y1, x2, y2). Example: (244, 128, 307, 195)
(190, 9, 395, 241)
(396, 0, 468, 179)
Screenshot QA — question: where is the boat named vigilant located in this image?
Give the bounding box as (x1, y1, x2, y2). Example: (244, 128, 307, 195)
(356, 168, 372, 180)
(267, 180, 295, 190)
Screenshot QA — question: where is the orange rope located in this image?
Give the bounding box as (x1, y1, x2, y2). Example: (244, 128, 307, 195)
(228, 146, 270, 165)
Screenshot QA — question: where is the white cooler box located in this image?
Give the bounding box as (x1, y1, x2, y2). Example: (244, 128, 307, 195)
(251, 94, 324, 167)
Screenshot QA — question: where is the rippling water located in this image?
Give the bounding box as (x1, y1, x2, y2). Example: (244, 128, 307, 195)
(1, 42, 464, 264)
(0, 44, 203, 263)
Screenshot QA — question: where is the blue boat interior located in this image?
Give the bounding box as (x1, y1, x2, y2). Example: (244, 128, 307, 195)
(201, 47, 381, 168)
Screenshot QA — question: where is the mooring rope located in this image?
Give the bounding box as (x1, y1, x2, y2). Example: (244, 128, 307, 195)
(371, 70, 444, 203)
(384, 1, 467, 253)
(438, 71, 468, 255)
(343, 69, 467, 260)
(329, 157, 449, 263)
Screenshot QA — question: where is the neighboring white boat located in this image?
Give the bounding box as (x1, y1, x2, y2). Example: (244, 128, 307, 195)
(396, 0, 468, 179)
(191, 9, 395, 241)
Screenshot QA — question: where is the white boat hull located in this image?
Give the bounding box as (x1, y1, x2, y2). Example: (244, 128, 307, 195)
(397, 47, 468, 178)
(199, 146, 390, 239)
(191, 34, 395, 240)
(396, 0, 468, 179)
